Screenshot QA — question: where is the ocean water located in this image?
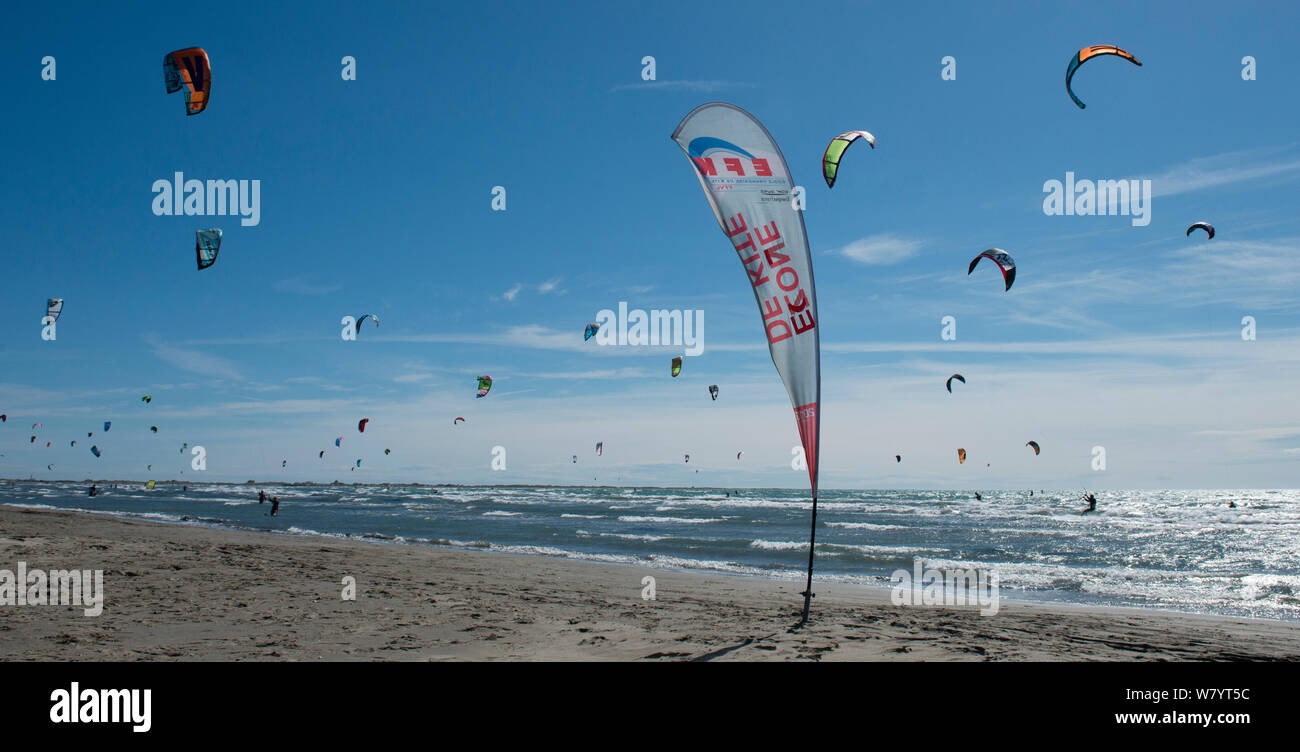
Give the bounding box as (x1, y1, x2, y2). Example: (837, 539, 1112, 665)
(4, 482, 1298, 621)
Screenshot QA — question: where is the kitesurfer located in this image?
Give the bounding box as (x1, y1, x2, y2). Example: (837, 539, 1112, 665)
(974, 492, 982, 501)
(1082, 493, 1097, 515)
(259, 489, 266, 504)
(270, 496, 280, 516)
(88, 484, 97, 497)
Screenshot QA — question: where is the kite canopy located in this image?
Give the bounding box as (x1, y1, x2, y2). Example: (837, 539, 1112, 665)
(358, 418, 370, 433)
(150, 426, 158, 433)
(384, 448, 391, 455)
(957, 448, 967, 464)
(319, 451, 325, 458)
(822, 130, 875, 189)
(583, 323, 599, 341)
(968, 249, 1016, 291)
(684, 454, 690, 463)
(142, 395, 152, 403)
(709, 384, 719, 400)
(1186, 221, 1215, 239)
(196, 229, 222, 270)
(164, 47, 211, 116)
(0, 414, 6, 422)
(476, 375, 493, 398)
(1065, 44, 1141, 109)
(453, 417, 465, 424)
(335, 437, 343, 447)
(737, 451, 743, 460)
(946, 374, 965, 393)
(671, 356, 683, 378)
(356, 314, 379, 335)
(896, 454, 902, 463)
(104, 421, 111, 432)
(1026, 440, 1041, 455)
(91, 445, 101, 457)
(46, 298, 63, 322)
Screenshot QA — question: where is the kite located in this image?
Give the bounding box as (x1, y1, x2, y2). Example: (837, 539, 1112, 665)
(358, 418, 369, 433)
(196, 229, 222, 270)
(684, 454, 690, 463)
(147, 465, 151, 470)
(46, 442, 51, 447)
(821, 130, 875, 189)
(709, 384, 719, 401)
(476, 375, 493, 398)
(355, 459, 362, 468)
(335, 437, 343, 447)
(671, 356, 683, 378)
(454, 417, 465, 425)
(957, 448, 967, 464)
(672, 102, 822, 623)
(142, 395, 152, 404)
(1066, 45, 1141, 109)
(70, 440, 76, 447)
(896, 455, 901, 463)
(319, 451, 325, 458)
(46, 298, 63, 322)
(356, 314, 379, 335)
(282, 460, 287, 468)
(90, 445, 101, 457)
(30, 436, 35, 443)
(32, 423, 42, 430)
(104, 421, 111, 432)
(1026, 440, 1041, 455)
(180, 442, 188, 453)
(946, 374, 965, 393)
(968, 249, 1016, 291)
(146, 480, 156, 490)
(47, 464, 53, 471)
(737, 451, 743, 460)
(164, 47, 211, 116)
(1186, 222, 1215, 239)
(150, 426, 158, 433)
(596, 441, 603, 456)
(584, 323, 599, 341)
(571, 455, 578, 463)
(0, 414, 5, 422)
(384, 448, 391, 455)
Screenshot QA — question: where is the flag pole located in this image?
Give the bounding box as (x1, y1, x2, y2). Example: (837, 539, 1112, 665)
(798, 494, 819, 625)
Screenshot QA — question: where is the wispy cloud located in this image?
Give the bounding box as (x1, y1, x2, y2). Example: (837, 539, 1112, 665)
(146, 335, 242, 380)
(828, 233, 923, 265)
(497, 278, 564, 302)
(609, 80, 754, 93)
(1147, 146, 1300, 198)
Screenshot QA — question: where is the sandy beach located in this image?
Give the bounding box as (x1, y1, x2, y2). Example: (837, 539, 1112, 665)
(2, 505, 1298, 661)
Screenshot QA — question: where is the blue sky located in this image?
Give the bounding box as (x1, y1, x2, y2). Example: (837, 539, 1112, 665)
(2, 0, 1299, 488)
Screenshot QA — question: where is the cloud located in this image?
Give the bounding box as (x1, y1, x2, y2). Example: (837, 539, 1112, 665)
(1146, 147, 1300, 198)
(146, 335, 242, 380)
(272, 276, 343, 295)
(498, 278, 563, 301)
(501, 284, 523, 302)
(828, 233, 923, 265)
(537, 278, 562, 294)
(609, 80, 754, 93)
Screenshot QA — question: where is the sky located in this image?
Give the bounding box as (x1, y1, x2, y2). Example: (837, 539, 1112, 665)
(2, 0, 1299, 489)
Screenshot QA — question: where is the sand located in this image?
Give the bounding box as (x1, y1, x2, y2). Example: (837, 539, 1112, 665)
(2, 505, 1297, 661)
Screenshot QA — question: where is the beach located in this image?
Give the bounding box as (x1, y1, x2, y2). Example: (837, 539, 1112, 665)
(3, 505, 1298, 661)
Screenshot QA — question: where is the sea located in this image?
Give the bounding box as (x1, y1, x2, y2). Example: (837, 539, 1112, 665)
(4, 482, 1298, 621)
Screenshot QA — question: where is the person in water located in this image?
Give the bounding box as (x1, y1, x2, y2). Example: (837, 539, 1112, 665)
(974, 492, 982, 500)
(88, 484, 97, 497)
(1082, 493, 1097, 514)
(259, 489, 265, 504)
(1228, 501, 1236, 509)
(270, 496, 280, 517)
